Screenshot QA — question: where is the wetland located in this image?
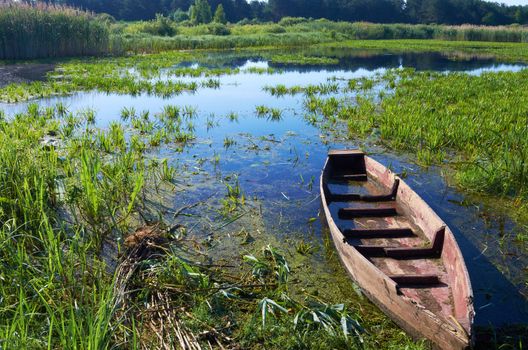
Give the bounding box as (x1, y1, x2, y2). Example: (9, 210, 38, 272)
(1, 46, 528, 349)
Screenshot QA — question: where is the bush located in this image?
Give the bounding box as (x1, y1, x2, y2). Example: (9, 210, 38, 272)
(266, 25, 287, 34)
(279, 17, 310, 26)
(206, 23, 231, 36)
(171, 9, 189, 22)
(125, 15, 177, 36)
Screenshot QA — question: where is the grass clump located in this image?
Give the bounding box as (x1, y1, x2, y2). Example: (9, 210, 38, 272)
(270, 54, 339, 66)
(0, 2, 110, 59)
(255, 105, 283, 121)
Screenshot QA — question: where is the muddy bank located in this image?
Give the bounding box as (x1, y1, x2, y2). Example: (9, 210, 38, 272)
(0, 63, 55, 87)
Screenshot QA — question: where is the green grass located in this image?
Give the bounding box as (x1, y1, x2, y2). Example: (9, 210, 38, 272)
(269, 54, 339, 66)
(3, 7, 528, 60)
(3, 37, 528, 103)
(0, 3, 109, 59)
(316, 39, 528, 62)
(0, 100, 429, 349)
(347, 68, 528, 200)
(111, 20, 528, 55)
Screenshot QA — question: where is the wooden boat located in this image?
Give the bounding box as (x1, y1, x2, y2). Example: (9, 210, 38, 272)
(320, 150, 474, 350)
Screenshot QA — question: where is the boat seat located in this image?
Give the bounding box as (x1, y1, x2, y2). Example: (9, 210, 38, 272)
(332, 173, 368, 182)
(328, 179, 400, 203)
(328, 150, 367, 182)
(343, 227, 414, 239)
(353, 227, 446, 259)
(389, 274, 441, 286)
(338, 206, 398, 219)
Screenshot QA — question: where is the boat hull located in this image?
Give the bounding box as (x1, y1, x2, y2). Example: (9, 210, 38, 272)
(320, 152, 474, 350)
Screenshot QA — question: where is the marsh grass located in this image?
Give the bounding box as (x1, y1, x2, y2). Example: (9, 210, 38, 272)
(0, 98, 432, 349)
(116, 21, 528, 55)
(3, 37, 528, 104)
(285, 67, 528, 201)
(255, 105, 283, 121)
(0, 104, 143, 347)
(269, 54, 339, 66)
(0, 2, 109, 59)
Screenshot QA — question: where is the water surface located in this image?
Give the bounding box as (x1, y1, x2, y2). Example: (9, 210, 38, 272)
(1, 50, 526, 334)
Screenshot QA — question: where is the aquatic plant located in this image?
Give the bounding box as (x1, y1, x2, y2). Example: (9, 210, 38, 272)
(120, 106, 137, 121)
(255, 105, 283, 121)
(220, 175, 245, 215)
(227, 112, 239, 122)
(223, 136, 236, 148)
(270, 54, 339, 66)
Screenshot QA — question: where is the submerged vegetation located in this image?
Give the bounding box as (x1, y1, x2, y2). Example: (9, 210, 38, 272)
(0, 102, 429, 349)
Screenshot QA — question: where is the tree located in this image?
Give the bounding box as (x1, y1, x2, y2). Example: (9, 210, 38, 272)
(482, 11, 498, 25)
(39, 0, 528, 25)
(190, 0, 212, 23)
(213, 3, 227, 23)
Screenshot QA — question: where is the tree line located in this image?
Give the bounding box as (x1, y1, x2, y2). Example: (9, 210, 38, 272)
(30, 0, 528, 25)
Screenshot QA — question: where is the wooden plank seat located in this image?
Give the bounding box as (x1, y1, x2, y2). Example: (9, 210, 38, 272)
(338, 206, 398, 219)
(353, 227, 446, 259)
(389, 274, 441, 286)
(332, 173, 368, 182)
(326, 179, 400, 203)
(342, 227, 414, 239)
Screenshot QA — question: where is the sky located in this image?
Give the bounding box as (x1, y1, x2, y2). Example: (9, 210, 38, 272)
(484, 0, 527, 5)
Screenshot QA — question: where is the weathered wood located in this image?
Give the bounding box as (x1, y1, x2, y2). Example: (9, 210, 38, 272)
(332, 173, 368, 181)
(320, 149, 474, 350)
(354, 245, 387, 257)
(326, 179, 400, 203)
(338, 207, 398, 219)
(389, 274, 441, 286)
(343, 228, 414, 239)
(384, 227, 445, 259)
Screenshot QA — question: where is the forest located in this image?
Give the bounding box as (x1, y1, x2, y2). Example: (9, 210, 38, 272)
(33, 0, 528, 25)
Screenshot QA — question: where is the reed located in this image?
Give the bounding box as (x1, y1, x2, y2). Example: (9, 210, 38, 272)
(114, 20, 528, 55)
(0, 2, 110, 59)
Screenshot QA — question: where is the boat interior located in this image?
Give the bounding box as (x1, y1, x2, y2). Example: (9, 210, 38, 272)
(322, 150, 471, 333)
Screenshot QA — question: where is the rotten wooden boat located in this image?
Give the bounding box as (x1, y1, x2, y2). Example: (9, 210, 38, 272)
(320, 150, 474, 350)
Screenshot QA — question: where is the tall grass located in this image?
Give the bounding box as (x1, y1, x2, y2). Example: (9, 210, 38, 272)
(2, 7, 528, 60)
(0, 2, 110, 59)
(114, 31, 329, 53)
(0, 106, 123, 347)
(286, 20, 528, 43)
(114, 19, 528, 54)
